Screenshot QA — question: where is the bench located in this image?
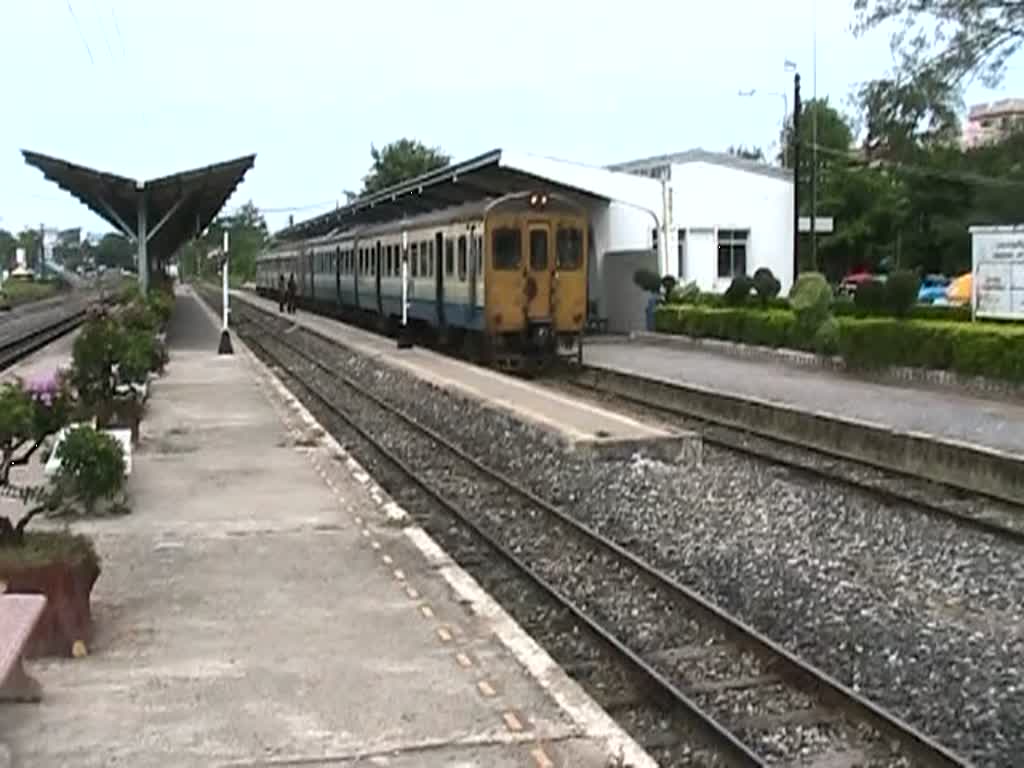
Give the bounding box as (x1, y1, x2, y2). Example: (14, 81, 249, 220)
(0, 593, 47, 702)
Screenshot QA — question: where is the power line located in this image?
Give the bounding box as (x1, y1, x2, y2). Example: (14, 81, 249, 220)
(110, 7, 125, 56)
(64, 0, 95, 65)
(88, 0, 114, 60)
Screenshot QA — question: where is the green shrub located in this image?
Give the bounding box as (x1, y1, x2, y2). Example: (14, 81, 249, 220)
(120, 300, 158, 334)
(656, 305, 1024, 382)
(789, 272, 833, 342)
(910, 303, 971, 322)
(54, 426, 126, 514)
(660, 275, 677, 297)
(667, 281, 700, 305)
(885, 270, 919, 318)
(146, 290, 174, 328)
(752, 267, 782, 307)
(814, 316, 841, 355)
(633, 268, 662, 294)
(723, 275, 754, 306)
(854, 279, 887, 315)
(655, 306, 798, 349)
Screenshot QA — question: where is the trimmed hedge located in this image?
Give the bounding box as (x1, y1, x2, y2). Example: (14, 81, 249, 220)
(654, 305, 1024, 382)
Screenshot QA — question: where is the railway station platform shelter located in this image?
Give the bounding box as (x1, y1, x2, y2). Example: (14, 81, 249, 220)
(21, 150, 256, 295)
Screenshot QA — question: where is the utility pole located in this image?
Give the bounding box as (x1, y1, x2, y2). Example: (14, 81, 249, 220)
(39, 223, 45, 280)
(810, 0, 819, 272)
(792, 72, 801, 283)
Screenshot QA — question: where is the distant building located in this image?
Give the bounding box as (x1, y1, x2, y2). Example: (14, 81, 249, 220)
(963, 99, 1024, 148)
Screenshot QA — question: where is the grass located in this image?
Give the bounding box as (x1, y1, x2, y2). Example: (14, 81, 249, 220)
(0, 530, 98, 568)
(0, 279, 64, 308)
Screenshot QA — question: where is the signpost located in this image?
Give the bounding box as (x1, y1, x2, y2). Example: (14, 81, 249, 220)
(218, 230, 233, 354)
(969, 225, 1024, 321)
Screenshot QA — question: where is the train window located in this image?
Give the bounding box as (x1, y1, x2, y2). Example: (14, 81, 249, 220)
(530, 230, 548, 270)
(426, 241, 434, 277)
(385, 245, 391, 276)
(476, 236, 483, 276)
(457, 236, 467, 281)
(445, 239, 454, 276)
(557, 227, 584, 269)
(420, 241, 428, 276)
(410, 243, 419, 277)
(492, 228, 521, 270)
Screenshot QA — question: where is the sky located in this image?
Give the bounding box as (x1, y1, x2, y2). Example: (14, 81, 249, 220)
(3, 0, 1024, 236)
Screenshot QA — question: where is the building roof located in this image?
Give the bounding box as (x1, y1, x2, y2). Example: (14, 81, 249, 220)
(607, 148, 792, 182)
(275, 148, 662, 241)
(21, 150, 256, 263)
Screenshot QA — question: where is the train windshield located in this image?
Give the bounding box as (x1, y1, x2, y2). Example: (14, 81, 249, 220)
(556, 227, 583, 270)
(493, 227, 521, 270)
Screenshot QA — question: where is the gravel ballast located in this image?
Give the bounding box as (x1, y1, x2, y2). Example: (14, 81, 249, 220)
(254, 313, 1021, 768)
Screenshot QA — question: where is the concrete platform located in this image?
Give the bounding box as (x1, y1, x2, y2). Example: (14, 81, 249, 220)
(0, 289, 655, 768)
(583, 338, 1024, 503)
(233, 291, 700, 465)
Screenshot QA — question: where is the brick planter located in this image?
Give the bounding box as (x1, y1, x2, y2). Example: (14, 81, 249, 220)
(0, 541, 100, 658)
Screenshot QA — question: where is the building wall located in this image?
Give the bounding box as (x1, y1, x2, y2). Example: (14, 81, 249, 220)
(668, 161, 793, 294)
(587, 200, 660, 316)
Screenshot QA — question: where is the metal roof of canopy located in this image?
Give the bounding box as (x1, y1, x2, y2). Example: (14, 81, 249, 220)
(275, 148, 662, 242)
(21, 150, 256, 284)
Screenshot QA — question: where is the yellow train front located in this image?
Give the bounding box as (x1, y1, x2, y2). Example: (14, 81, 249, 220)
(483, 192, 588, 369)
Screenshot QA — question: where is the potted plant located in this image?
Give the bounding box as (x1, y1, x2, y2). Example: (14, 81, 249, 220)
(0, 375, 102, 658)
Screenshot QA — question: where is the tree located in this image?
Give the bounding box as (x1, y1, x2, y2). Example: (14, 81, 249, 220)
(360, 139, 450, 195)
(853, 0, 1024, 89)
(727, 145, 766, 162)
(16, 229, 40, 271)
(0, 229, 15, 271)
(94, 233, 135, 270)
(176, 200, 268, 282)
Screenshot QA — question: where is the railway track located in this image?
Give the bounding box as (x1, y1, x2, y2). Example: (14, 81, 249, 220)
(226, 297, 970, 768)
(551, 369, 1024, 544)
(0, 309, 88, 372)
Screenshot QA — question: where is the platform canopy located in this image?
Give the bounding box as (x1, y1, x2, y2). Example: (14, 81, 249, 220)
(275, 148, 662, 241)
(22, 150, 255, 292)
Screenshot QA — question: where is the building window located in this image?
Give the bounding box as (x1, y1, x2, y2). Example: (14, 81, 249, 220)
(651, 228, 658, 254)
(717, 229, 748, 278)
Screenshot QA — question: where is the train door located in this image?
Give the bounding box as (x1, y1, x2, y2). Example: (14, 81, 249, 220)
(435, 231, 445, 328)
(526, 221, 553, 321)
(334, 246, 342, 311)
(353, 242, 361, 310)
(468, 226, 478, 312)
(375, 241, 383, 315)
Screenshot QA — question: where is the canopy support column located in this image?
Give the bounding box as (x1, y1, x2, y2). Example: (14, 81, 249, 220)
(136, 183, 149, 295)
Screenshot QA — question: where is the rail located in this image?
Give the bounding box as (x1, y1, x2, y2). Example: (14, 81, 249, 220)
(226, 295, 971, 768)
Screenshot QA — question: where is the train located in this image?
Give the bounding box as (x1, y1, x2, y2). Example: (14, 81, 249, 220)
(255, 191, 589, 369)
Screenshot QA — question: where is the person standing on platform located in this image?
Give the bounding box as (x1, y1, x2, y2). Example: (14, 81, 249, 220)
(287, 273, 297, 314)
(278, 273, 286, 313)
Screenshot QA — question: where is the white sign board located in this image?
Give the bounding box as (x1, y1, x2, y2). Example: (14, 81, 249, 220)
(970, 226, 1024, 321)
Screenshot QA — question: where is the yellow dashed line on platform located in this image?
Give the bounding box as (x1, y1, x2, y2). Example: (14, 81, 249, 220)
(420, 604, 434, 619)
(381, 554, 393, 565)
(361, 529, 371, 538)
(395, 570, 408, 583)
(502, 711, 524, 732)
(477, 680, 496, 697)
(455, 652, 473, 668)
(354, 516, 363, 524)
(437, 627, 453, 643)
(531, 746, 555, 768)
(371, 541, 381, 550)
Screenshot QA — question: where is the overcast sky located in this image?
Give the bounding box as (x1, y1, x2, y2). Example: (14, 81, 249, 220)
(3, 0, 1023, 235)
